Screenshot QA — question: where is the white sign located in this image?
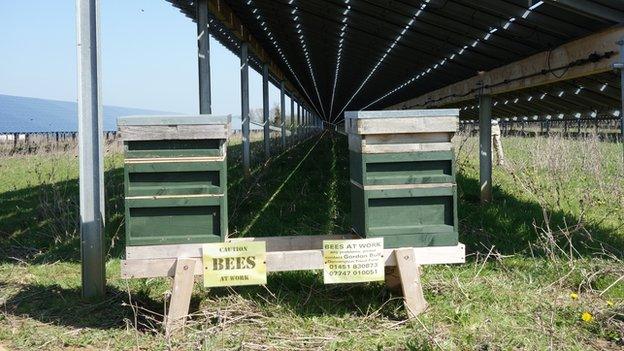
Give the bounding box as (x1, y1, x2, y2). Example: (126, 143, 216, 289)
(323, 238, 385, 284)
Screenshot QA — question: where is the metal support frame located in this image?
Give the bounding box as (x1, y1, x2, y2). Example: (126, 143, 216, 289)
(394, 27, 624, 110)
(297, 102, 301, 138)
(290, 96, 295, 143)
(262, 63, 270, 158)
(479, 94, 493, 204)
(240, 42, 250, 175)
(76, 0, 105, 299)
(280, 81, 286, 147)
(197, 0, 211, 114)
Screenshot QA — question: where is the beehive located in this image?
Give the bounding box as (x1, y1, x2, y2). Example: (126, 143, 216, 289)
(118, 115, 230, 246)
(347, 109, 459, 248)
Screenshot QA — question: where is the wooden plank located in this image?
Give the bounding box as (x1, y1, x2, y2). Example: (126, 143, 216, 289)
(346, 116, 458, 135)
(346, 109, 460, 119)
(361, 150, 454, 163)
(359, 142, 452, 154)
(126, 234, 358, 259)
(165, 258, 196, 336)
(366, 132, 452, 145)
(348, 129, 455, 154)
(390, 26, 624, 109)
(121, 244, 466, 278)
(119, 124, 229, 141)
(117, 115, 230, 126)
(348, 133, 454, 153)
(124, 156, 225, 164)
(229, 234, 358, 252)
(125, 193, 224, 200)
(350, 180, 455, 191)
(395, 248, 428, 317)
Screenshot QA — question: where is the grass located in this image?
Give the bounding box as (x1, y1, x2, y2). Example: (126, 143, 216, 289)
(0, 132, 622, 350)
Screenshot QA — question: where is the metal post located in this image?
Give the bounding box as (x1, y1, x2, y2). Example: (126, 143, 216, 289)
(240, 42, 250, 175)
(262, 63, 270, 158)
(280, 81, 286, 148)
(577, 118, 581, 135)
(76, 0, 105, 299)
(618, 38, 624, 145)
(290, 96, 294, 144)
(479, 94, 492, 204)
(306, 109, 310, 134)
(197, 0, 211, 114)
(303, 108, 306, 135)
(297, 102, 301, 138)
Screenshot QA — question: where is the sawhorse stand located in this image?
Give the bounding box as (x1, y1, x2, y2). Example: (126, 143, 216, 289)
(121, 235, 465, 335)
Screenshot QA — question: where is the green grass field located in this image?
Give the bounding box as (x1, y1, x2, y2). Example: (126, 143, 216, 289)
(0, 132, 622, 350)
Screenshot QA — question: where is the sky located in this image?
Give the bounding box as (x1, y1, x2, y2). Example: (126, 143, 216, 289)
(0, 0, 286, 115)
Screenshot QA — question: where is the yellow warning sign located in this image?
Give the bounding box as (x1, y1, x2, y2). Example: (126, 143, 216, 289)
(323, 238, 385, 284)
(202, 241, 267, 287)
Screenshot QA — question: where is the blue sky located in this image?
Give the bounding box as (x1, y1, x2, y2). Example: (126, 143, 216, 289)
(0, 0, 285, 115)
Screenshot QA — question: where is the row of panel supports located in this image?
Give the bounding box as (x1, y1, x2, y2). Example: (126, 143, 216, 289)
(239, 42, 322, 175)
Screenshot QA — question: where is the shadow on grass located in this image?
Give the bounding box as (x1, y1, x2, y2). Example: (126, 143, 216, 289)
(2, 283, 162, 331)
(457, 173, 624, 258)
(2, 271, 403, 331)
(198, 270, 403, 318)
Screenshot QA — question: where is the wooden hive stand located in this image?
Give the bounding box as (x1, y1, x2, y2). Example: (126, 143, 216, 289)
(121, 235, 465, 334)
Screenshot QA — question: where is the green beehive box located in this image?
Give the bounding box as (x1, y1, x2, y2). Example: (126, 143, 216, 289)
(350, 183, 458, 248)
(349, 150, 455, 186)
(118, 115, 231, 246)
(346, 109, 459, 249)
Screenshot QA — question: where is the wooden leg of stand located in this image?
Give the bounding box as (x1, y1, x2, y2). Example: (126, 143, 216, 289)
(395, 248, 428, 318)
(165, 258, 196, 336)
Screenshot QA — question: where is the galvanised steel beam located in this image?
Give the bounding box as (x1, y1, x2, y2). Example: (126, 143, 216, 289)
(262, 63, 270, 158)
(76, 0, 105, 299)
(297, 101, 301, 137)
(280, 81, 286, 147)
(197, 0, 212, 114)
(290, 96, 295, 143)
(618, 37, 624, 144)
(479, 94, 493, 204)
(241, 42, 251, 175)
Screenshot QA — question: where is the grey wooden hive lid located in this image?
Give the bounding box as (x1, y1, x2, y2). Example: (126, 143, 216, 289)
(345, 109, 460, 119)
(117, 114, 231, 126)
